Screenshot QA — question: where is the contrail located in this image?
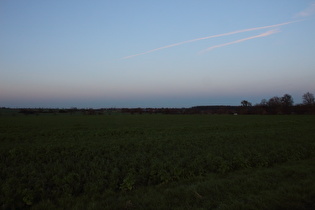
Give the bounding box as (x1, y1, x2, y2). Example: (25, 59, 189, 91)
(199, 29, 280, 53)
(294, 2, 315, 18)
(122, 20, 300, 59)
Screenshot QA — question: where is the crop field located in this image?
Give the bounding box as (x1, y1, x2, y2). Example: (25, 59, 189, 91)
(1, 112, 315, 209)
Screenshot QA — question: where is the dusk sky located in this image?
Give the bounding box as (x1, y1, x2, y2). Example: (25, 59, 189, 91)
(1, 1, 315, 108)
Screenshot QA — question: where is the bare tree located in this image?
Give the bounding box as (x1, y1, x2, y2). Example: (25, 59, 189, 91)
(241, 100, 252, 107)
(281, 94, 294, 107)
(267, 96, 282, 114)
(259, 99, 268, 106)
(268, 96, 281, 107)
(302, 92, 315, 105)
(280, 94, 294, 114)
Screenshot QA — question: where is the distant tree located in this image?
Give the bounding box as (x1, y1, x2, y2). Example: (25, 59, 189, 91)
(241, 100, 252, 107)
(281, 94, 294, 107)
(254, 99, 268, 114)
(267, 96, 282, 114)
(260, 99, 268, 106)
(268, 96, 281, 107)
(280, 94, 294, 114)
(302, 92, 315, 105)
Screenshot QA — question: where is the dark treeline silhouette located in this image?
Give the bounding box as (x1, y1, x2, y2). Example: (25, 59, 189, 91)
(253, 92, 315, 115)
(1, 92, 315, 115)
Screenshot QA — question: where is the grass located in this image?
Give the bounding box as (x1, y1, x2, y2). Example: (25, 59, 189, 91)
(0, 113, 315, 209)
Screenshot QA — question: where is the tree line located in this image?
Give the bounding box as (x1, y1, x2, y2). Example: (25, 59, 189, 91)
(1, 92, 314, 115)
(240, 92, 315, 114)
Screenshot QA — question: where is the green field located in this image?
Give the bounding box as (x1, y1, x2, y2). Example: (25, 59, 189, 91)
(1, 113, 315, 209)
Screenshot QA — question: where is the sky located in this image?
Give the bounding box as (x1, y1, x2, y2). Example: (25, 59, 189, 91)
(1, 0, 315, 108)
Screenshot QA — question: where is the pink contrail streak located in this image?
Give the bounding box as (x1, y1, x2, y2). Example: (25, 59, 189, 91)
(122, 20, 300, 59)
(199, 29, 280, 53)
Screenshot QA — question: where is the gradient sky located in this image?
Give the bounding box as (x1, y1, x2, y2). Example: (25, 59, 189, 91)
(1, 0, 315, 108)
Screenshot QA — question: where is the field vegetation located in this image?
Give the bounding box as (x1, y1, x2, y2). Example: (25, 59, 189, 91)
(1, 112, 315, 209)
